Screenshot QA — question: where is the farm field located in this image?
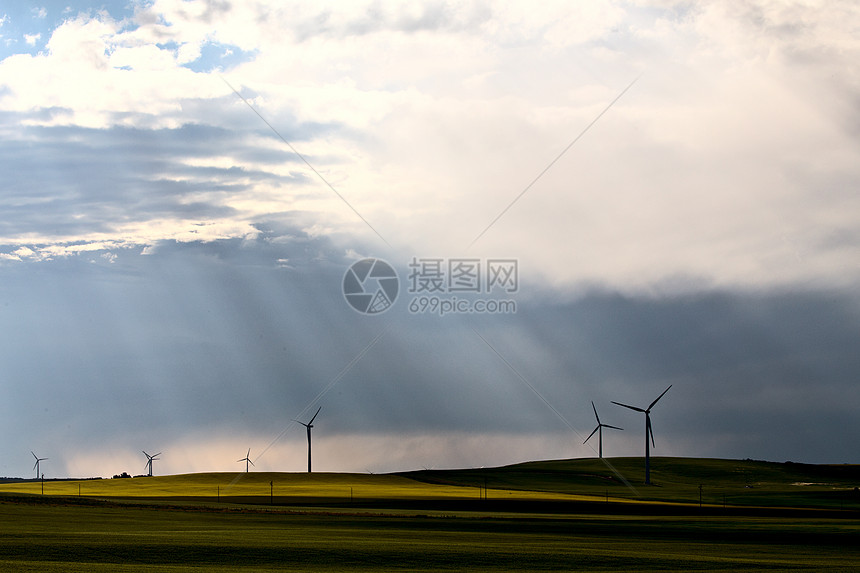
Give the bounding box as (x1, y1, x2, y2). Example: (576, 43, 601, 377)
(4, 457, 859, 509)
(1, 457, 858, 571)
(1, 499, 859, 572)
(406, 456, 860, 511)
(0, 471, 513, 505)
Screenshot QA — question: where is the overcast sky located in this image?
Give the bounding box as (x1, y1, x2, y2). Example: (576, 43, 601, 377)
(1, 1, 858, 480)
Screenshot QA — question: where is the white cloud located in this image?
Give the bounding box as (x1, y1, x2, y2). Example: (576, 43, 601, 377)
(109, 43, 176, 70)
(24, 33, 40, 46)
(8, 246, 40, 261)
(0, 12, 222, 127)
(0, 0, 858, 293)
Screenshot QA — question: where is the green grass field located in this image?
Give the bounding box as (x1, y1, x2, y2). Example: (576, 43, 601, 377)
(1, 457, 858, 571)
(0, 471, 589, 510)
(405, 456, 860, 510)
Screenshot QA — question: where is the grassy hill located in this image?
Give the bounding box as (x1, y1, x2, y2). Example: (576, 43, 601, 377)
(403, 457, 860, 509)
(1, 457, 858, 511)
(0, 470, 580, 508)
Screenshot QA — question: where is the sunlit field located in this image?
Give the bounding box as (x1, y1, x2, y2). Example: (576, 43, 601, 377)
(1, 458, 858, 571)
(4, 457, 858, 509)
(0, 471, 590, 507)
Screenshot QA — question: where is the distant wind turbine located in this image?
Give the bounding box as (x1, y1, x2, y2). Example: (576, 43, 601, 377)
(142, 450, 161, 477)
(612, 385, 672, 485)
(31, 451, 47, 479)
(238, 448, 254, 473)
(583, 401, 623, 458)
(295, 406, 321, 473)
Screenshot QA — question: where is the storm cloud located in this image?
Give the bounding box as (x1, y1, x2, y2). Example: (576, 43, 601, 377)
(0, 1, 858, 478)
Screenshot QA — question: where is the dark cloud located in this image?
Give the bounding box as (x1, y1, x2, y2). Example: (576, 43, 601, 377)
(2, 1, 859, 477)
(0, 117, 338, 239)
(1, 236, 858, 476)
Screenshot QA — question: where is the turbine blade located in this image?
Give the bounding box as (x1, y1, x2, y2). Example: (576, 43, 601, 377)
(591, 401, 600, 424)
(611, 401, 645, 413)
(153, 452, 162, 457)
(647, 384, 672, 411)
(309, 406, 321, 425)
(33, 460, 38, 470)
(583, 425, 599, 444)
(248, 459, 255, 466)
(142, 451, 149, 458)
(604, 424, 623, 431)
(31, 451, 37, 460)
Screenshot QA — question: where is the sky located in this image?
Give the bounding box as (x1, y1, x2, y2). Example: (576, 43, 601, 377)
(0, 1, 858, 480)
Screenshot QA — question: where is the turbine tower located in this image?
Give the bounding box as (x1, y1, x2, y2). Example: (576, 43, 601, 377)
(583, 401, 623, 458)
(238, 448, 254, 473)
(612, 385, 671, 485)
(142, 450, 161, 477)
(295, 406, 321, 473)
(31, 451, 47, 479)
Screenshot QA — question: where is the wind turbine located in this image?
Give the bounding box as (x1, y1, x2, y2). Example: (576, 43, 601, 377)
(612, 385, 672, 485)
(583, 401, 623, 458)
(31, 451, 47, 479)
(238, 448, 254, 473)
(295, 406, 321, 473)
(142, 451, 161, 477)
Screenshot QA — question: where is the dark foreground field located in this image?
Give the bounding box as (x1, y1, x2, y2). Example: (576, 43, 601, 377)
(1, 457, 858, 571)
(1, 497, 858, 572)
